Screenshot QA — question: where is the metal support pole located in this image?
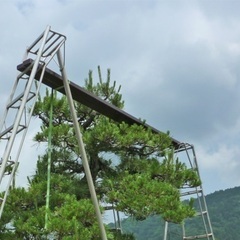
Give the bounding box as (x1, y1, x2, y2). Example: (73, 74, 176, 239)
(163, 221, 168, 240)
(57, 50, 107, 240)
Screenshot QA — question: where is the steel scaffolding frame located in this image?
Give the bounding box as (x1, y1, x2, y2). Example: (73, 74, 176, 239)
(0, 26, 215, 239)
(163, 143, 215, 240)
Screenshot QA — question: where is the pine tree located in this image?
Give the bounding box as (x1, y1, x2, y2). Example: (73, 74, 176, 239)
(0, 67, 200, 239)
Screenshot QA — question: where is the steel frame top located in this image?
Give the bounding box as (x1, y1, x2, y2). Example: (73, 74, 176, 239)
(17, 58, 181, 148)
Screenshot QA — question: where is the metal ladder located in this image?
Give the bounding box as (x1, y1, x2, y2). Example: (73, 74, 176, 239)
(0, 26, 107, 239)
(163, 143, 215, 240)
(0, 26, 66, 217)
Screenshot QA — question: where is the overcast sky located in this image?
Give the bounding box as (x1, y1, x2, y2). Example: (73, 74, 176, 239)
(1, 0, 240, 195)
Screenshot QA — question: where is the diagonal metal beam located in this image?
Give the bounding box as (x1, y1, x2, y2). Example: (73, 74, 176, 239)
(17, 58, 181, 148)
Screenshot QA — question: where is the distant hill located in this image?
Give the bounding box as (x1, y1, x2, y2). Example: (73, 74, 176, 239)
(111, 186, 240, 240)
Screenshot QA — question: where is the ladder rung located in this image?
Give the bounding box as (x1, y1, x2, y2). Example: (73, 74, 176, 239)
(0, 124, 26, 139)
(183, 233, 213, 239)
(196, 211, 207, 216)
(3, 161, 15, 175)
(104, 206, 114, 210)
(181, 189, 202, 196)
(0, 125, 14, 138)
(7, 91, 36, 109)
(7, 93, 24, 109)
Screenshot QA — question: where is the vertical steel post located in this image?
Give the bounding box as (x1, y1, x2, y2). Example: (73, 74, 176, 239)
(57, 50, 107, 240)
(163, 221, 168, 240)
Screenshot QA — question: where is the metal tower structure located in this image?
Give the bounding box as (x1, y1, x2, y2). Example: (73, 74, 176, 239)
(164, 143, 215, 240)
(0, 26, 215, 239)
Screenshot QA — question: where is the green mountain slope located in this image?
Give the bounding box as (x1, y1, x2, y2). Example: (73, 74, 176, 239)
(115, 186, 240, 240)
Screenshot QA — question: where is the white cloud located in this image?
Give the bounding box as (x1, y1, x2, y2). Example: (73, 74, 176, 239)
(197, 144, 240, 192)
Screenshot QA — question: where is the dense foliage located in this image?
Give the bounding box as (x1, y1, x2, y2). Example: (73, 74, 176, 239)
(117, 186, 240, 240)
(0, 67, 201, 239)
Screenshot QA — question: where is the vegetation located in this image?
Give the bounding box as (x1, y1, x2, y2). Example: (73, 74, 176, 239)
(0, 67, 201, 239)
(116, 186, 240, 240)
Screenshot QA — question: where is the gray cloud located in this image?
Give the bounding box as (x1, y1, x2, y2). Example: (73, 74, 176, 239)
(1, 0, 240, 194)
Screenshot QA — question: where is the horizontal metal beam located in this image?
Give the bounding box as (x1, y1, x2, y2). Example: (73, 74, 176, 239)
(17, 59, 181, 148)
